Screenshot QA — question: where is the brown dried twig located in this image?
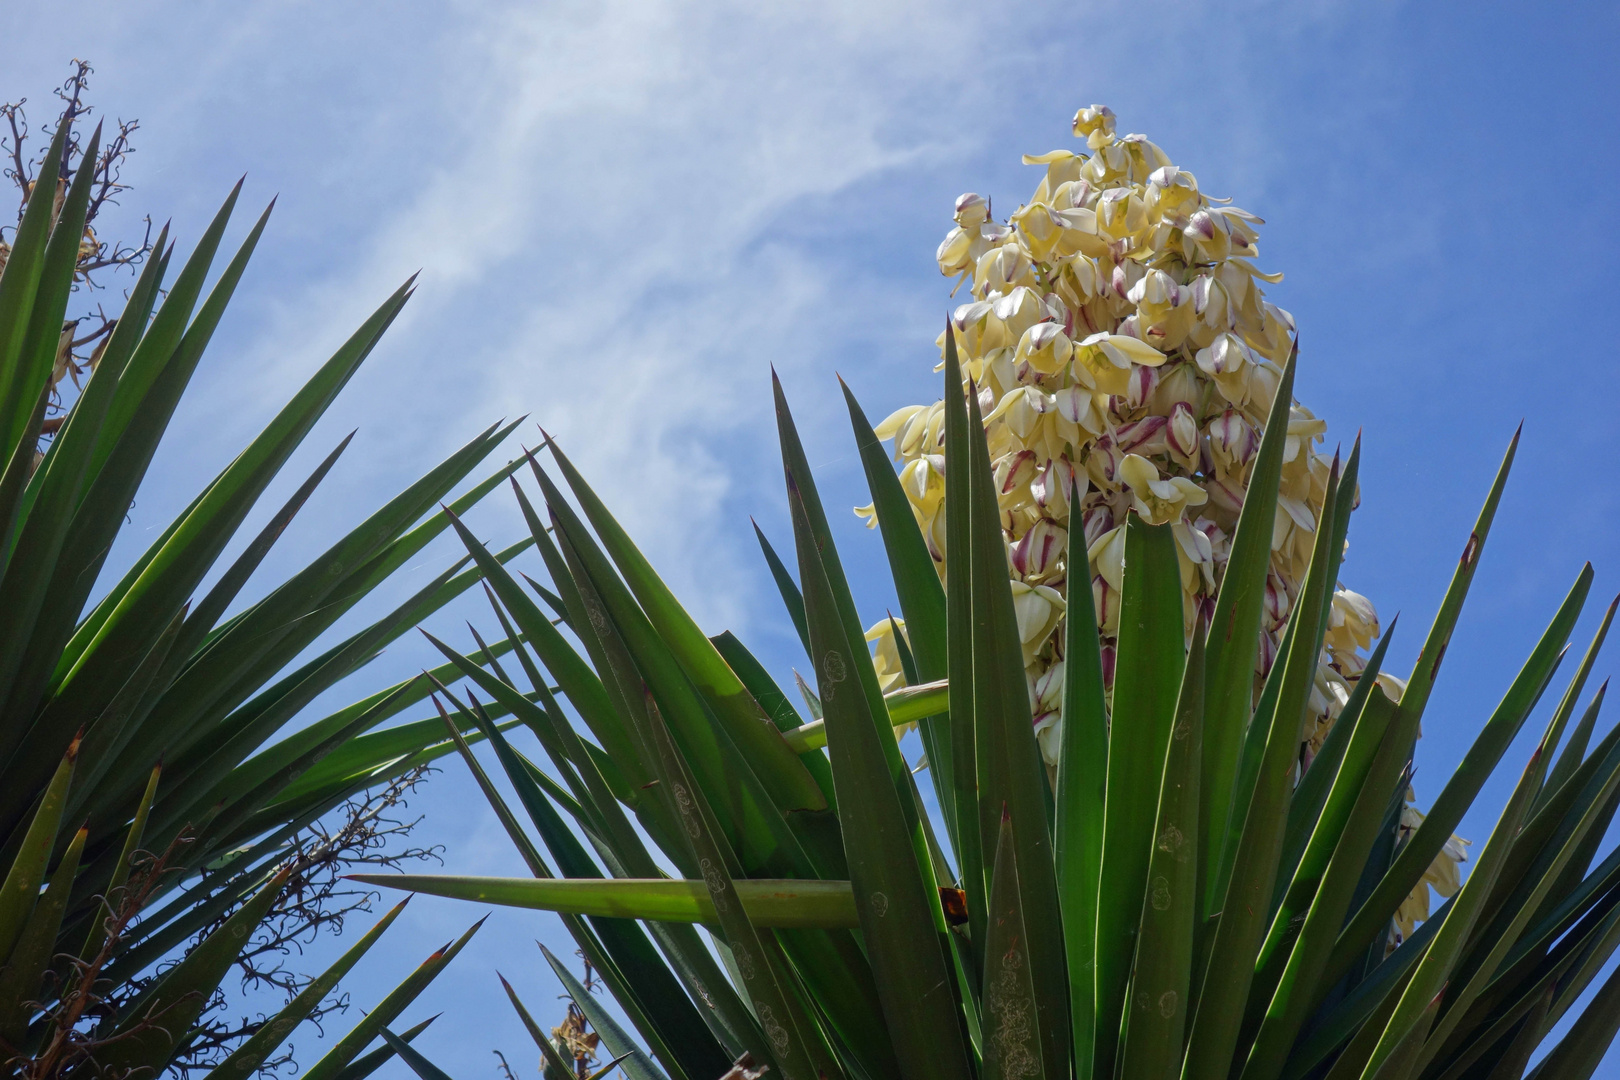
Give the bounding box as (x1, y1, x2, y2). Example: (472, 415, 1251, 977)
(1, 61, 154, 445)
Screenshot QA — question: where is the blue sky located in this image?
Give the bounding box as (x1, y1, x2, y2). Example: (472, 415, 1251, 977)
(5, 0, 1620, 1075)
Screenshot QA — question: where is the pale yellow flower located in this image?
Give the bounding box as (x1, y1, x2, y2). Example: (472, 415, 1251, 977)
(1015, 322, 1073, 376)
(1119, 454, 1207, 526)
(1284, 406, 1330, 464)
(1074, 332, 1166, 396)
(975, 242, 1035, 296)
(1071, 104, 1116, 145)
(954, 192, 989, 227)
(1389, 799, 1470, 943)
(1172, 519, 1216, 593)
(1021, 150, 1086, 202)
(983, 386, 1050, 443)
(874, 403, 927, 446)
(1207, 410, 1259, 476)
(1325, 588, 1380, 674)
(871, 106, 1400, 842)
(1167, 402, 1200, 472)
(1052, 383, 1105, 438)
(865, 618, 910, 695)
(1011, 517, 1066, 581)
(1031, 659, 1067, 764)
(1009, 581, 1066, 665)
(1195, 333, 1260, 407)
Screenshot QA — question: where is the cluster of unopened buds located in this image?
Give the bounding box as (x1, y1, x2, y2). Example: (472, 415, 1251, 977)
(859, 105, 1463, 928)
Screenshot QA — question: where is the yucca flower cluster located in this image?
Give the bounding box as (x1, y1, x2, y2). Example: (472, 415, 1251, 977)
(863, 106, 1460, 935)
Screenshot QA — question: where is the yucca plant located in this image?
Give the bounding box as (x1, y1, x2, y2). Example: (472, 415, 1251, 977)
(358, 313, 1620, 1080)
(0, 99, 535, 1076)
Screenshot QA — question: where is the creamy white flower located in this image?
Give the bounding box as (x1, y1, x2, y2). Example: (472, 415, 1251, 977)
(1016, 321, 1073, 376)
(865, 618, 910, 695)
(955, 192, 989, 228)
(886, 105, 1397, 830)
(1010, 580, 1066, 663)
(1119, 453, 1207, 526)
(1011, 517, 1066, 580)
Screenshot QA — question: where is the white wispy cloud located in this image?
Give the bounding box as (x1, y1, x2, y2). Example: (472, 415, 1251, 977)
(10, 0, 1368, 634)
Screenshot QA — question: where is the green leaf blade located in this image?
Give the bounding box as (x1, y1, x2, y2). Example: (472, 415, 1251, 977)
(982, 811, 1047, 1080)
(351, 874, 859, 928)
(1056, 483, 1108, 1079)
(783, 385, 974, 1080)
(1096, 513, 1185, 1074)
(1201, 347, 1299, 887)
(1117, 621, 1204, 1080)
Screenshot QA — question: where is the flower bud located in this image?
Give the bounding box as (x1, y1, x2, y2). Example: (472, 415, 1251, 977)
(1188, 273, 1230, 329)
(1109, 261, 1131, 300)
(1245, 359, 1283, 419)
(994, 449, 1038, 501)
(1256, 629, 1278, 677)
(1195, 332, 1256, 405)
(1054, 177, 1094, 209)
(1032, 660, 1065, 717)
(1125, 363, 1158, 411)
(1093, 576, 1120, 635)
(1167, 401, 1199, 464)
(1182, 208, 1231, 261)
(1009, 580, 1066, 662)
(898, 454, 946, 520)
(1011, 517, 1066, 579)
(1081, 504, 1114, 548)
(1200, 474, 1245, 523)
(1146, 361, 1201, 417)
(937, 226, 974, 276)
(1085, 433, 1123, 487)
(975, 243, 1033, 296)
(1051, 385, 1100, 441)
(1126, 268, 1183, 309)
(1264, 572, 1291, 629)
(1202, 333, 1248, 375)
(1087, 524, 1128, 592)
(1207, 409, 1258, 474)
(1191, 519, 1229, 575)
(1172, 519, 1215, 592)
(977, 381, 998, 415)
(1115, 415, 1168, 458)
(1098, 644, 1118, 693)
(1030, 456, 1084, 512)
(951, 298, 993, 345)
(954, 192, 989, 228)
